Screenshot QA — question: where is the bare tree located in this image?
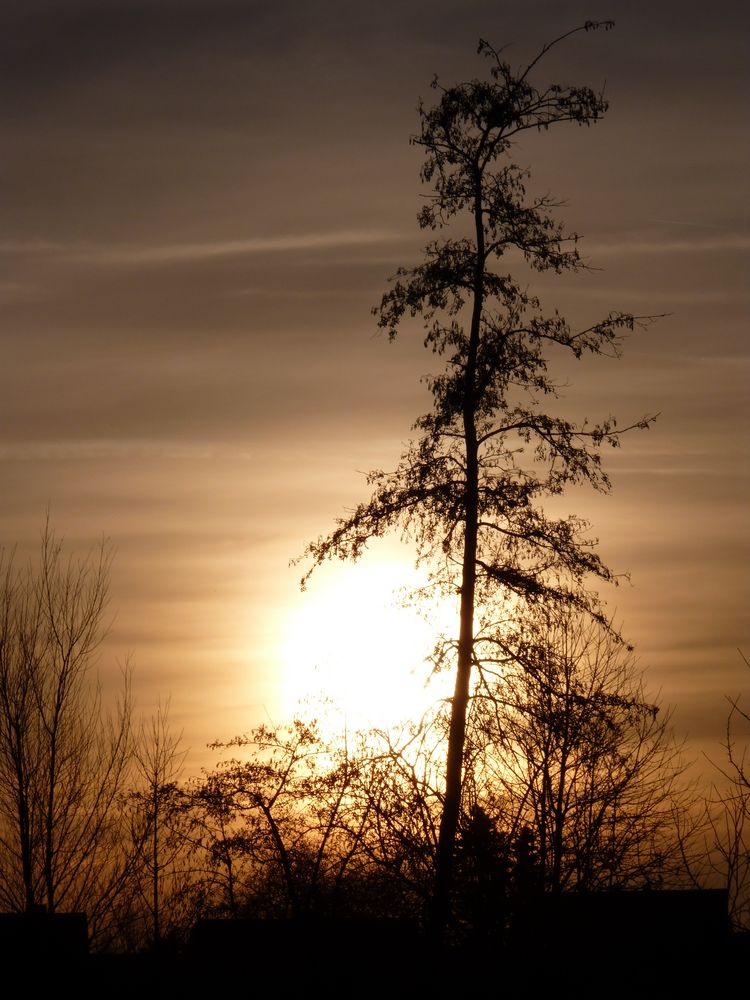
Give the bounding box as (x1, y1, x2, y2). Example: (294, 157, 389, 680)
(467, 609, 694, 893)
(346, 715, 445, 914)
(705, 651, 750, 929)
(0, 524, 134, 939)
(125, 700, 191, 949)
(191, 716, 361, 919)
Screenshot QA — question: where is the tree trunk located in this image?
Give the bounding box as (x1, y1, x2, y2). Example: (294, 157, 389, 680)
(430, 177, 484, 940)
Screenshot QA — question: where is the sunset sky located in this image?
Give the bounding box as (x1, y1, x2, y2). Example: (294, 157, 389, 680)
(1, 0, 748, 773)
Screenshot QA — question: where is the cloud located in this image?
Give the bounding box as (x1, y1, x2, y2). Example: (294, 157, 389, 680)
(1, 229, 404, 267)
(0, 240, 66, 254)
(0, 440, 252, 462)
(0, 281, 42, 303)
(573, 287, 749, 305)
(588, 233, 750, 257)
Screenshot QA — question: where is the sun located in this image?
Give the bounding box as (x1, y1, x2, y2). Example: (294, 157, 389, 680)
(280, 552, 455, 731)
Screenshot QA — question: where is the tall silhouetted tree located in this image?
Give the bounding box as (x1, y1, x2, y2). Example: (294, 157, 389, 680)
(301, 22, 655, 936)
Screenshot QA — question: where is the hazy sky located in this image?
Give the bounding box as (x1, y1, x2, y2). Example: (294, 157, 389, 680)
(1, 0, 748, 772)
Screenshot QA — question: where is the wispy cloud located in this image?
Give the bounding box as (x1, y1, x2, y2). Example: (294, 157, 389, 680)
(0, 230, 407, 266)
(0, 440, 255, 462)
(0, 281, 41, 303)
(573, 286, 749, 305)
(0, 240, 64, 254)
(5, 229, 746, 264)
(588, 233, 750, 256)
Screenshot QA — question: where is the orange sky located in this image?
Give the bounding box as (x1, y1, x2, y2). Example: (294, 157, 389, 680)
(1, 0, 748, 773)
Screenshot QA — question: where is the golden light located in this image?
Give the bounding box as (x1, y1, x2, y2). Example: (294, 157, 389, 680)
(280, 550, 455, 731)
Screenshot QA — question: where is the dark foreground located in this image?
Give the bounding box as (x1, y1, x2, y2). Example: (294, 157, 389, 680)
(2, 892, 745, 999)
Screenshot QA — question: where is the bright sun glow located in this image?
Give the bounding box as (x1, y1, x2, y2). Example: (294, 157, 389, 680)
(281, 553, 456, 731)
